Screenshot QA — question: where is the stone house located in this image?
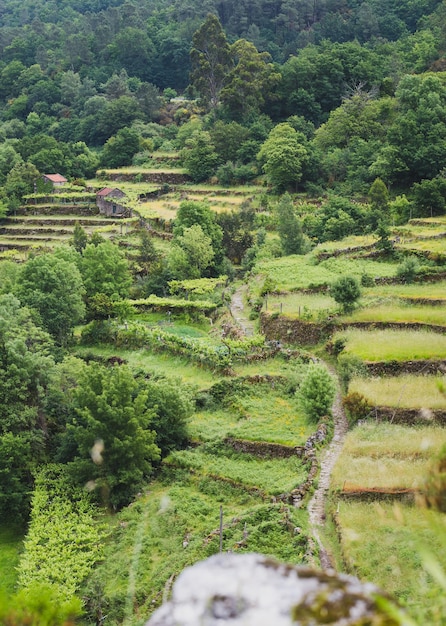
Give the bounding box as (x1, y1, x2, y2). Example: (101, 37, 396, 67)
(42, 173, 68, 188)
(96, 187, 130, 217)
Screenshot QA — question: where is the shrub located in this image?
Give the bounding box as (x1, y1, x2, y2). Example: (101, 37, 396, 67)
(298, 363, 336, 423)
(342, 392, 371, 426)
(396, 256, 420, 283)
(329, 275, 361, 313)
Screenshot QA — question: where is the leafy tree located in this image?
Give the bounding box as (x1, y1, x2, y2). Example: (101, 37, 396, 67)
(411, 177, 446, 217)
(330, 275, 361, 313)
(67, 364, 160, 509)
(299, 363, 336, 423)
(16, 251, 85, 345)
(276, 193, 309, 255)
(369, 177, 389, 214)
(80, 241, 132, 303)
(190, 14, 231, 110)
(180, 131, 219, 182)
(174, 200, 223, 264)
(168, 225, 215, 279)
(4, 161, 40, 209)
(220, 39, 281, 121)
(142, 377, 193, 455)
(0, 294, 55, 522)
(216, 207, 255, 264)
(258, 123, 309, 192)
(71, 223, 88, 254)
(100, 127, 140, 168)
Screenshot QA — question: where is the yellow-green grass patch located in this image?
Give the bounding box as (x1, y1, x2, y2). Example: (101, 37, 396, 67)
(313, 235, 376, 253)
(336, 501, 446, 623)
(335, 328, 446, 361)
(74, 345, 219, 388)
(265, 292, 337, 317)
(349, 375, 446, 409)
(396, 239, 446, 253)
(364, 281, 446, 301)
(255, 255, 398, 291)
(342, 303, 446, 326)
(189, 393, 312, 446)
(332, 423, 446, 490)
(167, 447, 308, 494)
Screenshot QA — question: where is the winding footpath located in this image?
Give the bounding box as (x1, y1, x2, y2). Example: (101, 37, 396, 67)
(230, 286, 348, 570)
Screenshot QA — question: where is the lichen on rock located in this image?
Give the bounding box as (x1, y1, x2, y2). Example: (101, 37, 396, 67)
(146, 553, 404, 626)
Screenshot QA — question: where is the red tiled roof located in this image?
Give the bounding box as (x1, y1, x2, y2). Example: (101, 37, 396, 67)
(44, 173, 67, 183)
(97, 187, 114, 196)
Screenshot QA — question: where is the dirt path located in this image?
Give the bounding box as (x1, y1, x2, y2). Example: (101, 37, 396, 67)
(229, 284, 255, 336)
(307, 370, 349, 569)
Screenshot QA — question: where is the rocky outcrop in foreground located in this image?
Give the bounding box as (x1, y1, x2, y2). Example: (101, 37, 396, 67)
(146, 553, 403, 626)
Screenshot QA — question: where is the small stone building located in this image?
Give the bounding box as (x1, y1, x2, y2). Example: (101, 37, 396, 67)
(42, 173, 68, 188)
(96, 187, 129, 217)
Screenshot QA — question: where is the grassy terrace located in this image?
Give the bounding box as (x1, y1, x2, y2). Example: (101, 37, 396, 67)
(166, 446, 307, 495)
(341, 303, 446, 326)
(334, 328, 446, 361)
(336, 501, 446, 622)
(92, 480, 308, 621)
(396, 239, 446, 254)
(349, 374, 446, 409)
(190, 387, 312, 446)
(255, 254, 398, 291)
(364, 281, 446, 301)
(332, 423, 446, 491)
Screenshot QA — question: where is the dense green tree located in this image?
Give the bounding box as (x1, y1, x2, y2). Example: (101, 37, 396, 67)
(180, 131, 219, 182)
(299, 363, 336, 423)
(100, 127, 140, 167)
(330, 275, 361, 312)
(257, 123, 308, 191)
(168, 225, 215, 279)
(16, 251, 85, 345)
(276, 193, 309, 255)
(67, 364, 160, 509)
(80, 241, 132, 304)
(190, 14, 232, 110)
(174, 200, 223, 268)
(216, 207, 255, 264)
(411, 177, 446, 217)
(4, 161, 40, 209)
(142, 377, 193, 456)
(0, 294, 55, 521)
(220, 39, 281, 121)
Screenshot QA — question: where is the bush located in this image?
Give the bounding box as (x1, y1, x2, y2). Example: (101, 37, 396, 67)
(298, 363, 336, 423)
(396, 256, 420, 283)
(342, 392, 371, 426)
(329, 275, 361, 313)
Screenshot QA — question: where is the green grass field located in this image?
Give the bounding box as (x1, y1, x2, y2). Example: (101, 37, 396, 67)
(332, 423, 446, 490)
(86, 479, 308, 623)
(166, 446, 308, 494)
(342, 303, 446, 325)
(336, 502, 446, 624)
(349, 375, 446, 409)
(364, 281, 446, 301)
(255, 254, 398, 291)
(0, 526, 23, 595)
(189, 389, 313, 446)
(335, 328, 446, 361)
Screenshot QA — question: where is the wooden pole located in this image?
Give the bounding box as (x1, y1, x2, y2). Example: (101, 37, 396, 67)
(219, 505, 223, 553)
